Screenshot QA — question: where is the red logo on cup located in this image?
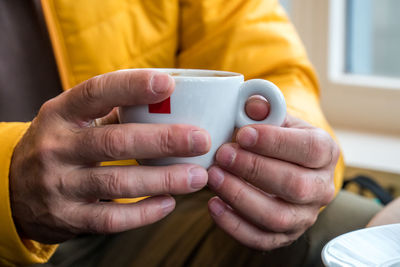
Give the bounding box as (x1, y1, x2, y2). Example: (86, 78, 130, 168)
(149, 97, 171, 114)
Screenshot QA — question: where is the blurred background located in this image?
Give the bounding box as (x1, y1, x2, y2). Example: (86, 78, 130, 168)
(280, 0, 400, 201)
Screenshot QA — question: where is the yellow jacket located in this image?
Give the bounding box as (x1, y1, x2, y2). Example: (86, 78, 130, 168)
(0, 0, 344, 265)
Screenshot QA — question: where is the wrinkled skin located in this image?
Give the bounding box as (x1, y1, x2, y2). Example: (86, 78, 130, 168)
(208, 96, 339, 250)
(10, 70, 211, 244)
(10, 70, 339, 251)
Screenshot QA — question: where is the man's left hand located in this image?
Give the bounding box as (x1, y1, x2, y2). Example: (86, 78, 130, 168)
(207, 112, 339, 250)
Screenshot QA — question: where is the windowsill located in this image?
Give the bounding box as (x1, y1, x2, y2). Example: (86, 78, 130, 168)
(330, 73, 400, 91)
(335, 128, 400, 175)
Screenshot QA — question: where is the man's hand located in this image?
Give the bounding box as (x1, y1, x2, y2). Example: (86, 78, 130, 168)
(207, 97, 339, 251)
(9, 70, 210, 244)
(367, 197, 400, 227)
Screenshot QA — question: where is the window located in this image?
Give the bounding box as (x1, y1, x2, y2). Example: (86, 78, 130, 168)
(288, 0, 400, 133)
(327, 0, 400, 133)
(346, 0, 400, 78)
(288, 0, 400, 173)
(279, 0, 292, 14)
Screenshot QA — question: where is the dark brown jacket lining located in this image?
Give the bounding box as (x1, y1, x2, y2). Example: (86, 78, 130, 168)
(0, 0, 62, 122)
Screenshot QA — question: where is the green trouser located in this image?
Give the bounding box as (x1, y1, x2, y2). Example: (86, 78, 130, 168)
(35, 190, 382, 267)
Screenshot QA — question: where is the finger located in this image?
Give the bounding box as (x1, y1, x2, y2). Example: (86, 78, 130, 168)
(282, 113, 313, 129)
(244, 95, 270, 121)
(207, 166, 318, 233)
(67, 123, 211, 163)
(208, 197, 296, 251)
(214, 144, 335, 205)
(67, 164, 208, 200)
(57, 70, 175, 124)
(73, 195, 176, 234)
(236, 125, 339, 168)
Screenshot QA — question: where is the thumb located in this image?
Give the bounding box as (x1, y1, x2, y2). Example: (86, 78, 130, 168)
(56, 70, 174, 125)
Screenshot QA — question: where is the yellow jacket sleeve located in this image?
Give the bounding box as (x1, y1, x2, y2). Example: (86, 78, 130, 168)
(178, 0, 344, 193)
(0, 122, 57, 266)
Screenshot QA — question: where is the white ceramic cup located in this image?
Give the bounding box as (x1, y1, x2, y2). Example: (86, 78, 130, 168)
(119, 69, 286, 168)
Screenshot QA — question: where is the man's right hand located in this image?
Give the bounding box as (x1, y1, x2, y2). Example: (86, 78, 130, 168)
(9, 70, 211, 244)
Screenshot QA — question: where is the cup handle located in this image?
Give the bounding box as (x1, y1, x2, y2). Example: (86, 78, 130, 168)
(235, 79, 286, 128)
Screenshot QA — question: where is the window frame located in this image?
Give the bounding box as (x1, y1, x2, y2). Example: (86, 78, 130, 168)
(290, 0, 400, 135)
(288, 0, 400, 174)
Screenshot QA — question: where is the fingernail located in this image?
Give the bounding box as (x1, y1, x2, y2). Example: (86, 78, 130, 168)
(161, 198, 175, 215)
(189, 166, 208, 190)
(190, 130, 210, 153)
(151, 73, 172, 94)
(237, 127, 258, 147)
(208, 167, 225, 190)
(216, 145, 236, 167)
(209, 198, 225, 217)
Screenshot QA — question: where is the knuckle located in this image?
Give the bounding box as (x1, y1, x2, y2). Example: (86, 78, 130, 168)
(270, 209, 295, 232)
(60, 207, 82, 236)
(46, 201, 65, 221)
(330, 141, 341, 166)
(87, 168, 101, 184)
(123, 70, 154, 101)
(81, 77, 102, 104)
(161, 171, 175, 192)
(159, 127, 175, 155)
(86, 169, 103, 195)
(133, 174, 146, 195)
(296, 212, 316, 232)
(27, 142, 62, 195)
(252, 235, 275, 251)
(291, 173, 312, 203)
(99, 210, 119, 233)
(84, 211, 99, 233)
(269, 235, 286, 249)
(252, 233, 299, 251)
(252, 235, 268, 251)
(231, 220, 242, 237)
(322, 181, 336, 205)
(245, 155, 264, 184)
(133, 71, 153, 93)
(34, 138, 57, 163)
(76, 128, 95, 157)
(271, 131, 287, 156)
(308, 212, 319, 228)
(138, 205, 152, 225)
(55, 172, 73, 198)
(294, 212, 318, 236)
(106, 171, 122, 195)
(299, 208, 319, 232)
(277, 235, 297, 249)
(39, 99, 58, 117)
(256, 234, 293, 251)
(304, 130, 331, 167)
(88, 169, 122, 196)
(86, 207, 119, 234)
(284, 170, 310, 203)
(231, 186, 246, 206)
(101, 127, 126, 159)
(37, 175, 56, 196)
